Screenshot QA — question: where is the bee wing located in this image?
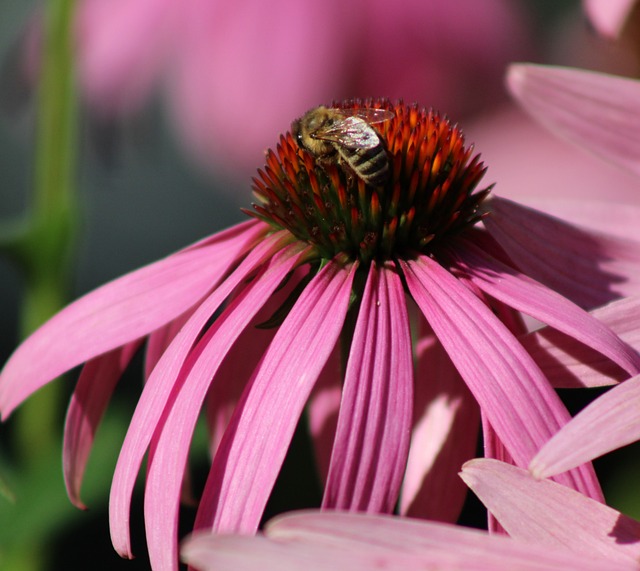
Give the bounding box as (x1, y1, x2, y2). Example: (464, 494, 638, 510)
(314, 116, 383, 149)
(341, 108, 396, 125)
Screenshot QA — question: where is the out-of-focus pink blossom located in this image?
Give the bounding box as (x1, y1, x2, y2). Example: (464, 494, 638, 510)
(583, 0, 638, 39)
(73, 0, 531, 177)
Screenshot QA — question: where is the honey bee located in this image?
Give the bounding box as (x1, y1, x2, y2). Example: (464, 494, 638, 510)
(292, 105, 395, 186)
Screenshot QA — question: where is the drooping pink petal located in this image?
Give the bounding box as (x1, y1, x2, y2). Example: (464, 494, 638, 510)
(0, 221, 265, 418)
(193, 260, 358, 534)
(480, 414, 514, 534)
(515, 200, 640, 242)
(484, 196, 640, 308)
(185, 534, 348, 571)
(521, 296, 640, 388)
(507, 64, 640, 177)
(450, 238, 640, 376)
(530, 375, 640, 480)
(467, 107, 640, 208)
(180, 219, 260, 252)
(400, 255, 602, 501)
(583, 0, 637, 38)
(108, 230, 288, 559)
(181, 523, 623, 571)
(307, 348, 341, 486)
(400, 319, 479, 521)
(144, 311, 192, 380)
(258, 511, 627, 571)
(204, 299, 281, 459)
(63, 341, 142, 509)
(461, 458, 640, 563)
(322, 262, 412, 513)
(143, 245, 309, 571)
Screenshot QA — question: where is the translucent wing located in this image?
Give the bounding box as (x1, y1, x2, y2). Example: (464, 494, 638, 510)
(313, 108, 394, 149)
(342, 108, 396, 125)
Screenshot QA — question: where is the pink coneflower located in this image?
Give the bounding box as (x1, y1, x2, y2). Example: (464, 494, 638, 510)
(2, 99, 640, 570)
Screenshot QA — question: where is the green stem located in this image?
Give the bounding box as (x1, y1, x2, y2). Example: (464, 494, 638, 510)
(16, 0, 78, 469)
(5, 2, 79, 570)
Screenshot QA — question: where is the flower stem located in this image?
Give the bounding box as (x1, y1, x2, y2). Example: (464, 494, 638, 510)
(15, 0, 78, 469)
(18, 0, 77, 463)
(3, 2, 79, 570)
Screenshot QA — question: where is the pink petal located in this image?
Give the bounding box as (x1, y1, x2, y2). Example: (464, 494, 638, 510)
(144, 311, 192, 380)
(461, 458, 640, 563)
(108, 230, 286, 559)
(181, 525, 619, 571)
(184, 534, 337, 571)
(193, 260, 358, 534)
(63, 341, 142, 509)
(307, 349, 341, 486)
(484, 196, 640, 308)
(530, 374, 640, 480)
(401, 319, 479, 521)
(584, 0, 637, 39)
(521, 296, 640, 388)
(466, 106, 640, 208)
(514, 199, 640, 242)
(322, 262, 413, 513)
(258, 511, 626, 571)
(401, 255, 602, 500)
(480, 415, 513, 534)
(0, 221, 265, 418)
(507, 64, 640, 177)
(450, 238, 640, 376)
(143, 245, 308, 571)
(204, 294, 283, 458)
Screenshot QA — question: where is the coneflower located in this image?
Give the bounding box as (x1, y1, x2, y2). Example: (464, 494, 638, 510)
(2, 99, 639, 571)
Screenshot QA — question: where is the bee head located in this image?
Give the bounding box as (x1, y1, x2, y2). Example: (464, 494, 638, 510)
(290, 118, 303, 148)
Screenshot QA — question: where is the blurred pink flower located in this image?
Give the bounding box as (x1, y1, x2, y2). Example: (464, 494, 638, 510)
(182, 508, 628, 571)
(583, 0, 638, 39)
(73, 0, 530, 177)
(3, 100, 640, 570)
